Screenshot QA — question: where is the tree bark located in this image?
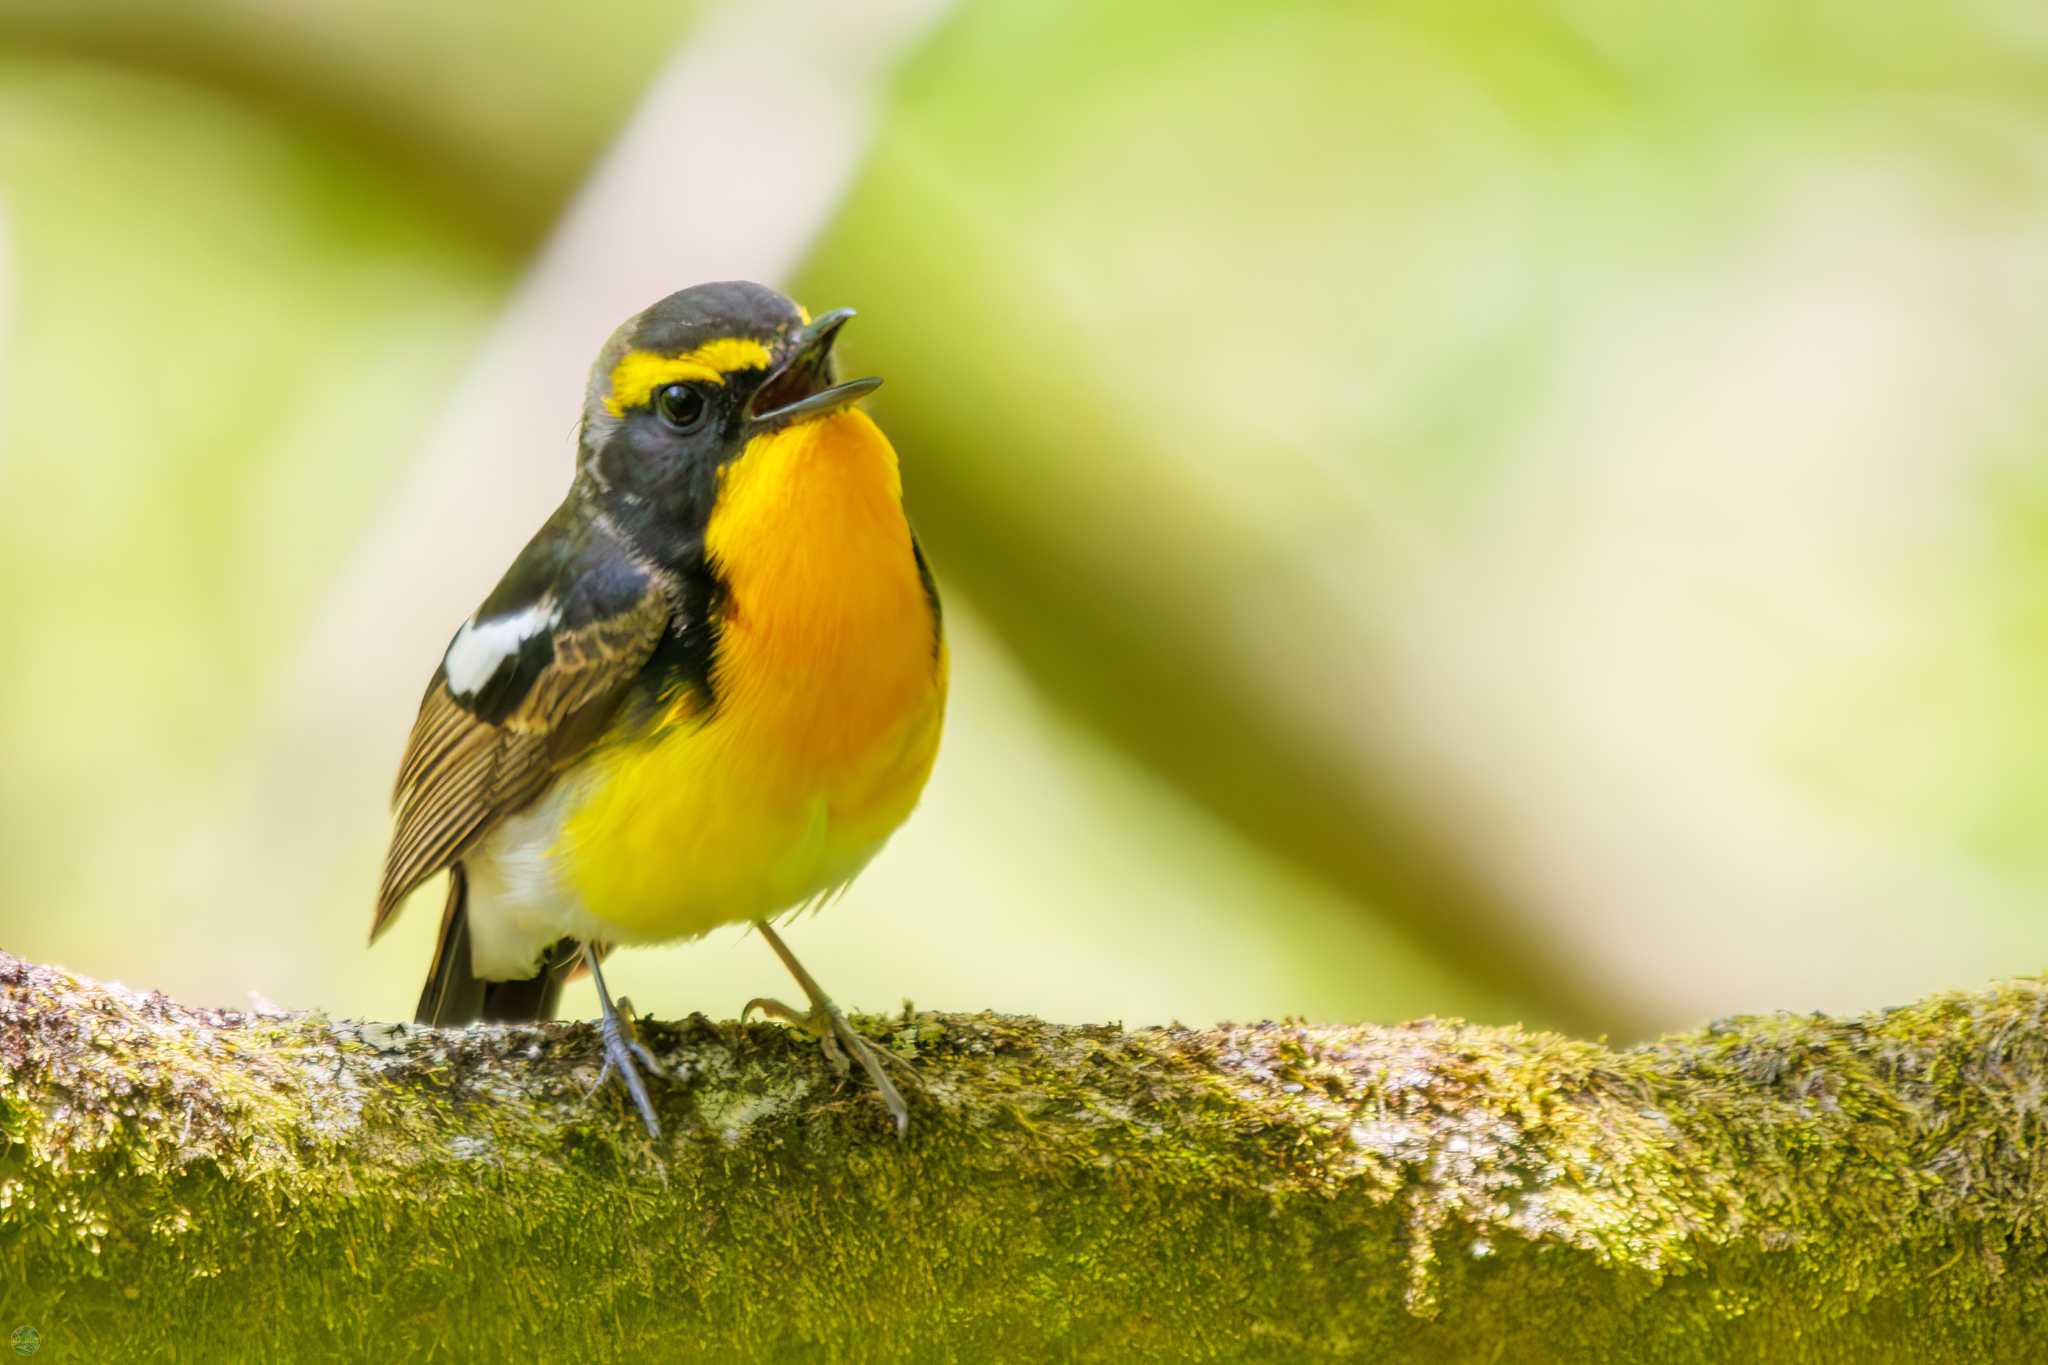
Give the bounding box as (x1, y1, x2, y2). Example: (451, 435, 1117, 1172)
(1, 951, 2043, 1361)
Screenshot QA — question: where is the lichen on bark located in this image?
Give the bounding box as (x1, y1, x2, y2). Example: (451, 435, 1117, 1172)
(2, 951, 2044, 1361)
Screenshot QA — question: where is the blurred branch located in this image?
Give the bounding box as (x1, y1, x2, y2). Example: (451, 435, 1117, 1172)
(0, 0, 700, 248)
(5, 951, 2043, 1360)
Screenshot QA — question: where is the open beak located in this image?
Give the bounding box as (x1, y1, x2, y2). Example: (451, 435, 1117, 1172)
(747, 307, 882, 428)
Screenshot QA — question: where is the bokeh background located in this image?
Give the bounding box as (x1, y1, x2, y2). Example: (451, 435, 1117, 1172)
(2, 0, 2045, 1040)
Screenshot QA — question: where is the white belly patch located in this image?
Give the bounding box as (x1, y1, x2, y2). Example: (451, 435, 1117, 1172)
(460, 781, 611, 981)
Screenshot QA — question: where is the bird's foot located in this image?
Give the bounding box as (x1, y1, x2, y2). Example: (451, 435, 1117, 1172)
(743, 995, 913, 1138)
(591, 993, 662, 1138)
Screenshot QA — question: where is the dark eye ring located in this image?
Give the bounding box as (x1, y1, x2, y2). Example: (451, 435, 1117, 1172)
(653, 383, 710, 433)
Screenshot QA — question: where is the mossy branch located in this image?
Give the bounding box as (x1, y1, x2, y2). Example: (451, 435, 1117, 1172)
(2, 952, 2045, 1361)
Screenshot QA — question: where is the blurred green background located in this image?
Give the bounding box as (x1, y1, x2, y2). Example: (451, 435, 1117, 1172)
(2, 0, 2045, 1040)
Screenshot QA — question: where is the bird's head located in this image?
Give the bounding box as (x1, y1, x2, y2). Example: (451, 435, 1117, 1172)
(575, 281, 881, 557)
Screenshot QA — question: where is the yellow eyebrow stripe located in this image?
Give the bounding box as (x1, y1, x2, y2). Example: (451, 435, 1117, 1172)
(605, 338, 774, 417)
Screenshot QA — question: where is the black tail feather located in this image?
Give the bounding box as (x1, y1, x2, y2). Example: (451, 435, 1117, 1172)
(414, 865, 579, 1026)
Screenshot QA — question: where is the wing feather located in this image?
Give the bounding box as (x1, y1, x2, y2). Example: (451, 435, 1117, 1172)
(372, 559, 671, 936)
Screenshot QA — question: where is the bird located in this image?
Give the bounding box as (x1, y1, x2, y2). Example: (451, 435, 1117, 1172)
(370, 281, 947, 1137)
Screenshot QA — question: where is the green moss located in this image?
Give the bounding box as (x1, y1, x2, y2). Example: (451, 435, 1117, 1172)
(3, 953, 2046, 1361)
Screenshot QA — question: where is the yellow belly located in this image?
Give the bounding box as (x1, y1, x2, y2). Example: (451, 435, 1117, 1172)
(556, 651, 945, 938)
(552, 408, 946, 940)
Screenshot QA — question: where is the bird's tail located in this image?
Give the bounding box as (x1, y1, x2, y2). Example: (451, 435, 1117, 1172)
(414, 865, 580, 1026)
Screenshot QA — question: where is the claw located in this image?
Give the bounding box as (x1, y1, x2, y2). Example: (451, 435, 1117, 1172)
(742, 996, 812, 1030)
(583, 946, 662, 1138)
(832, 1015, 910, 1140)
(617, 996, 663, 1075)
(742, 976, 912, 1138)
(819, 1030, 852, 1080)
(595, 1009, 662, 1138)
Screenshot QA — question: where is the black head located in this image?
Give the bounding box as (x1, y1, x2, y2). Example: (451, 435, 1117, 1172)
(575, 281, 879, 560)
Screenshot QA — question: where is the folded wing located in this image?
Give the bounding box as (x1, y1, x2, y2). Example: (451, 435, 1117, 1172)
(373, 509, 673, 936)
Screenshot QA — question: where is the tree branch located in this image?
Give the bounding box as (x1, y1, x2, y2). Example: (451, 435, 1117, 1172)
(2, 952, 2043, 1360)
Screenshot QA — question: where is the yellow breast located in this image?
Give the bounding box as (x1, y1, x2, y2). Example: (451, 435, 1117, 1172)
(556, 409, 947, 939)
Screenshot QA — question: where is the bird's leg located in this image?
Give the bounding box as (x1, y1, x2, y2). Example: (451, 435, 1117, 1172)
(584, 943, 662, 1137)
(744, 922, 912, 1138)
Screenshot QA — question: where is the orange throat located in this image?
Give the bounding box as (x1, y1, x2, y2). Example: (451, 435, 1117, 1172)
(703, 407, 943, 776)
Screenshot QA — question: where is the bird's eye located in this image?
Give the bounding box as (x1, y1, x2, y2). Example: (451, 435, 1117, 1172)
(653, 383, 710, 433)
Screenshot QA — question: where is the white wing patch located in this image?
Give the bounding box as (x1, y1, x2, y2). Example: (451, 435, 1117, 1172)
(443, 598, 562, 698)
